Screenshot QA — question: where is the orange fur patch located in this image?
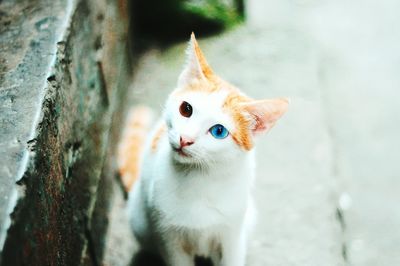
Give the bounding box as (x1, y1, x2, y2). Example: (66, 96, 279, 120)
(151, 123, 167, 152)
(181, 237, 194, 255)
(223, 92, 254, 151)
(118, 106, 153, 192)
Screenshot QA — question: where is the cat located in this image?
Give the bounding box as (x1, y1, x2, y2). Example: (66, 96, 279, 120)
(118, 33, 289, 266)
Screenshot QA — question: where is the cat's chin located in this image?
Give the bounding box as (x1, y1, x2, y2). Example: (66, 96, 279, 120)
(170, 147, 202, 166)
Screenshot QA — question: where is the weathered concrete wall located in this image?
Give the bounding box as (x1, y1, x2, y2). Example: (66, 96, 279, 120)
(0, 0, 130, 264)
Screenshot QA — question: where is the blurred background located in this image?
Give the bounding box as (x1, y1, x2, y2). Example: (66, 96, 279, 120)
(0, 0, 399, 265)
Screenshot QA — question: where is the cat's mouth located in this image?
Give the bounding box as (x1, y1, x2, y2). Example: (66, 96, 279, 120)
(172, 147, 191, 157)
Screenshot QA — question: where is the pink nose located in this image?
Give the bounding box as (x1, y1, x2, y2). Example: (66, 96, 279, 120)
(180, 136, 194, 147)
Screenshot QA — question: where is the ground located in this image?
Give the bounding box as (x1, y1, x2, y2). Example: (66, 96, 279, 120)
(103, 0, 400, 265)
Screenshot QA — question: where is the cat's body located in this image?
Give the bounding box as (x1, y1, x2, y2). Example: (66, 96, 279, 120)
(119, 34, 288, 266)
(128, 120, 256, 265)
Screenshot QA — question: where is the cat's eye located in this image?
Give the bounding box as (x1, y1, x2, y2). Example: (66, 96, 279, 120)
(209, 124, 229, 139)
(179, 101, 193, 117)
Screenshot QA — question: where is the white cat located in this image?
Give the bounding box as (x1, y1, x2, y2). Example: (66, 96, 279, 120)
(118, 33, 289, 266)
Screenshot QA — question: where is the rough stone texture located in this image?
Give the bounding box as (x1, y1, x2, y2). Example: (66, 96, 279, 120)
(0, 0, 130, 264)
(0, 0, 71, 250)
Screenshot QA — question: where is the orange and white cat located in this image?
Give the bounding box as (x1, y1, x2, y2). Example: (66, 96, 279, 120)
(118, 33, 289, 266)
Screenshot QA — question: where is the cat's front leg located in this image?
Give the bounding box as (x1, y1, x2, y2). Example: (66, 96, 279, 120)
(162, 245, 194, 266)
(163, 250, 193, 266)
(220, 227, 247, 266)
(160, 231, 195, 266)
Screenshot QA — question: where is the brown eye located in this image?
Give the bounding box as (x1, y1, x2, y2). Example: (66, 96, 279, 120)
(179, 101, 193, 117)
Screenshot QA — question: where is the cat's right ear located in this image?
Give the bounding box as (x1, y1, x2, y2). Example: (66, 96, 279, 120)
(177, 33, 213, 88)
(242, 98, 290, 135)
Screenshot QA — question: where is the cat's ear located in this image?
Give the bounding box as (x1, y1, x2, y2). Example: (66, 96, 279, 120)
(177, 33, 214, 88)
(242, 98, 289, 134)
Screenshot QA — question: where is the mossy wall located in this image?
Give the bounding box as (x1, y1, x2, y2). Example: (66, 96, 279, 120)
(0, 0, 130, 264)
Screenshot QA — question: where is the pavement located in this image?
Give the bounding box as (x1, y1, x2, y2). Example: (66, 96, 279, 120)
(103, 0, 400, 265)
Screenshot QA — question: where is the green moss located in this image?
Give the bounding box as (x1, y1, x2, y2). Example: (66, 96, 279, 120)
(130, 0, 244, 45)
(183, 0, 244, 28)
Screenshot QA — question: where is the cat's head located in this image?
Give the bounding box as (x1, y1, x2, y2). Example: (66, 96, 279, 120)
(164, 33, 289, 166)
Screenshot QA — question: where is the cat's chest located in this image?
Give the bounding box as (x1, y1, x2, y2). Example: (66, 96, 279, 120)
(152, 168, 248, 228)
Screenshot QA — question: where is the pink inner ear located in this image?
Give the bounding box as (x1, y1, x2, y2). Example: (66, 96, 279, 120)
(244, 98, 289, 134)
(253, 114, 268, 133)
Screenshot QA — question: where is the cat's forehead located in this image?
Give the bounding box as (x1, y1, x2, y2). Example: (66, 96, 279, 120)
(179, 89, 229, 110)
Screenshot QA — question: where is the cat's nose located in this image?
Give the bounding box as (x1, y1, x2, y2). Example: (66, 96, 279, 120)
(180, 136, 194, 147)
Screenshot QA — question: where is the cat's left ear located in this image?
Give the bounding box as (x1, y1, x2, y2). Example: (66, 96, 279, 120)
(177, 33, 214, 88)
(242, 98, 289, 134)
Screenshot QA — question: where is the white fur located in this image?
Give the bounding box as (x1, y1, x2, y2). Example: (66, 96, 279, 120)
(128, 89, 257, 266)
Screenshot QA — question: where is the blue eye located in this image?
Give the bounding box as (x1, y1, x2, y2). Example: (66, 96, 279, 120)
(209, 124, 229, 139)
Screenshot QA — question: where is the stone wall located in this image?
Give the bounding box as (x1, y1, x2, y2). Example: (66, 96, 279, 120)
(0, 0, 130, 264)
